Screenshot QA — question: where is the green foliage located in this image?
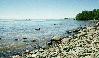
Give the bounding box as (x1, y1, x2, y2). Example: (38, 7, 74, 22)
(76, 9, 99, 20)
(64, 18, 68, 19)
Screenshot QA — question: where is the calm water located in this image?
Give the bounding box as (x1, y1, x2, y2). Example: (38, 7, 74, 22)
(0, 19, 96, 49)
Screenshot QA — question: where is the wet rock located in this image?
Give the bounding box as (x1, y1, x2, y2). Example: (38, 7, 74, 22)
(15, 39, 18, 41)
(31, 40, 36, 42)
(73, 29, 79, 33)
(23, 38, 27, 42)
(0, 38, 1, 40)
(66, 30, 72, 34)
(35, 28, 40, 30)
(54, 24, 56, 25)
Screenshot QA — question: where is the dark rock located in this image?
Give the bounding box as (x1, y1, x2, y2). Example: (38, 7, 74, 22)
(0, 38, 1, 40)
(73, 29, 79, 33)
(23, 38, 27, 42)
(82, 27, 87, 29)
(63, 48, 68, 50)
(47, 41, 52, 46)
(54, 24, 56, 25)
(66, 31, 72, 34)
(23, 38, 27, 40)
(31, 40, 36, 42)
(35, 28, 40, 30)
(15, 39, 18, 41)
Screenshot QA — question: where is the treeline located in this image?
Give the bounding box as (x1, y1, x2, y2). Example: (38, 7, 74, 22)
(76, 9, 99, 20)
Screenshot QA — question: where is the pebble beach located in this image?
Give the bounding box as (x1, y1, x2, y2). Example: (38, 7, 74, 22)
(11, 21, 99, 58)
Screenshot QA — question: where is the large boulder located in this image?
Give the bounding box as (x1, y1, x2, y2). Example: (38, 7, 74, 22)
(52, 36, 61, 41)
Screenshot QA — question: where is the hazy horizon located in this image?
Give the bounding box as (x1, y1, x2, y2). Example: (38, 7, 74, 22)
(0, 0, 99, 19)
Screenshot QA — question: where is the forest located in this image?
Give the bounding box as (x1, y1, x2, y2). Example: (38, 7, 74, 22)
(76, 9, 99, 20)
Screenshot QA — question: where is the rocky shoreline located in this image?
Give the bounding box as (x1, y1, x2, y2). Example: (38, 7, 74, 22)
(11, 22, 99, 58)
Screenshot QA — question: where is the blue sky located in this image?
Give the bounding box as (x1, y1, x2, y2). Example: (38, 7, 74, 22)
(0, 0, 99, 19)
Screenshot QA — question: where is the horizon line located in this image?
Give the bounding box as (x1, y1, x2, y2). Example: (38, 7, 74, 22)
(0, 18, 75, 20)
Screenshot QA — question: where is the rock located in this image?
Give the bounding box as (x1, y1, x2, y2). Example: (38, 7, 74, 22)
(84, 55, 93, 58)
(49, 48, 55, 52)
(23, 38, 27, 40)
(85, 40, 91, 44)
(54, 24, 56, 25)
(73, 29, 79, 33)
(31, 40, 36, 42)
(15, 39, 18, 41)
(74, 19, 75, 20)
(39, 48, 44, 53)
(60, 56, 64, 58)
(96, 22, 99, 26)
(12, 55, 20, 58)
(23, 38, 27, 42)
(87, 26, 95, 30)
(66, 31, 72, 34)
(61, 38, 71, 43)
(47, 41, 52, 45)
(35, 28, 40, 30)
(83, 29, 87, 32)
(25, 50, 30, 54)
(0, 38, 1, 40)
(57, 56, 61, 58)
(42, 44, 49, 49)
(31, 54, 37, 58)
(69, 36, 73, 38)
(52, 36, 61, 41)
(97, 27, 99, 30)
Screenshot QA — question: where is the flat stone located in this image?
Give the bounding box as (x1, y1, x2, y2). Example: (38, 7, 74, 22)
(52, 36, 61, 41)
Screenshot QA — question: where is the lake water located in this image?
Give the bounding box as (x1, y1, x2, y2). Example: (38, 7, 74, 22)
(0, 19, 96, 51)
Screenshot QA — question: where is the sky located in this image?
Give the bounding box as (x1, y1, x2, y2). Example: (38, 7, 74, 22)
(0, 0, 99, 19)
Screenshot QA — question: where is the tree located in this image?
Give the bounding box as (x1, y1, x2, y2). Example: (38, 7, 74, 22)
(76, 9, 99, 20)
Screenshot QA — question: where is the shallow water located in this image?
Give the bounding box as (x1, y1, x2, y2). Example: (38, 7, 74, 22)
(0, 19, 96, 50)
